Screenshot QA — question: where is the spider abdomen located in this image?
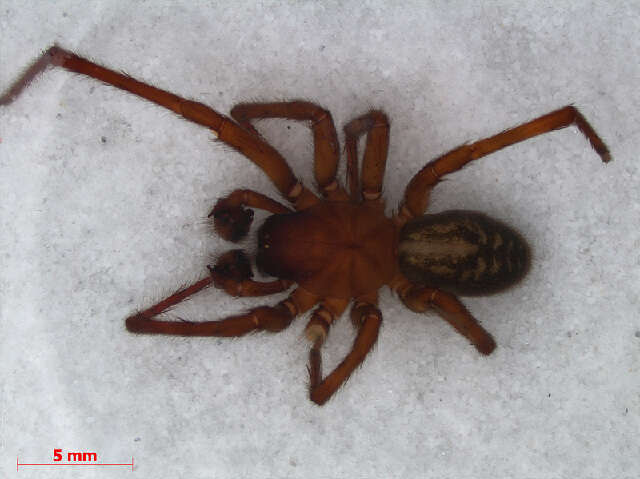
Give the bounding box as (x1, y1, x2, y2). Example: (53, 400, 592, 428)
(398, 210, 530, 296)
(256, 202, 398, 299)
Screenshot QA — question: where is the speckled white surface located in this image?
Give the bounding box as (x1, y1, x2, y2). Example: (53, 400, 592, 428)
(1, 1, 639, 478)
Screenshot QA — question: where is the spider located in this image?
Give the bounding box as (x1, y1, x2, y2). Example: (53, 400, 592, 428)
(1, 46, 611, 405)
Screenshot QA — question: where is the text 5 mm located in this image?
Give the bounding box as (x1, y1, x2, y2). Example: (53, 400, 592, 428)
(53, 448, 97, 462)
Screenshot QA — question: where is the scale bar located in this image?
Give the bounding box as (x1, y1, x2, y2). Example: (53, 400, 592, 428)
(18, 456, 134, 471)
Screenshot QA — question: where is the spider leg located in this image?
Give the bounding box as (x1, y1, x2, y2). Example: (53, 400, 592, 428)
(399, 106, 611, 223)
(210, 189, 292, 242)
(303, 297, 350, 344)
(307, 297, 381, 405)
(394, 278, 496, 355)
(343, 110, 390, 202)
(230, 101, 349, 202)
(126, 276, 214, 324)
(125, 249, 291, 324)
(0, 46, 317, 208)
(126, 286, 318, 337)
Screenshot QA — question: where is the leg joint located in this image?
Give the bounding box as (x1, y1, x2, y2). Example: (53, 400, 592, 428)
(350, 302, 381, 327)
(286, 181, 303, 200)
(362, 188, 382, 201)
(322, 179, 339, 193)
(305, 307, 334, 344)
(279, 299, 298, 316)
(310, 108, 330, 126)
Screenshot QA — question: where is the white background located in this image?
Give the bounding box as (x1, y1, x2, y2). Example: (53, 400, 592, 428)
(1, 1, 638, 478)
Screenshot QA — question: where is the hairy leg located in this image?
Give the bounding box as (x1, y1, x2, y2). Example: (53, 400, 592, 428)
(126, 286, 318, 336)
(303, 297, 350, 345)
(0, 46, 318, 208)
(399, 106, 611, 223)
(308, 297, 382, 405)
(125, 276, 214, 325)
(394, 278, 496, 355)
(343, 110, 390, 202)
(230, 101, 348, 201)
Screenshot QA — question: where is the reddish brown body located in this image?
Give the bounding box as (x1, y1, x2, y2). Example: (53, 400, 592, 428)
(1, 46, 610, 405)
(257, 202, 398, 299)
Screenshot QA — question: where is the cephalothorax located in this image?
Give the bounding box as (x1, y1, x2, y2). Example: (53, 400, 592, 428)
(2, 46, 610, 405)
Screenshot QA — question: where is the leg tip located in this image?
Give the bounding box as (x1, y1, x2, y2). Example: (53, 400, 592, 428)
(310, 389, 329, 406)
(476, 335, 497, 355)
(125, 314, 155, 333)
(125, 315, 144, 332)
(599, 148, 612, 163)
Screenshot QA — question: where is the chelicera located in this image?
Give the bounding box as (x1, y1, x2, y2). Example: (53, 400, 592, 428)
(2, 46, 611, 405)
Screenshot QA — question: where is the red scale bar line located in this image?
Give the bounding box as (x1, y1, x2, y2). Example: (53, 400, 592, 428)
(17, 456, 134, 470)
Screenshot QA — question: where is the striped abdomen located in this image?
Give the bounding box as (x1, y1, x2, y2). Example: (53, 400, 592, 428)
(398, 211, 531, 296)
